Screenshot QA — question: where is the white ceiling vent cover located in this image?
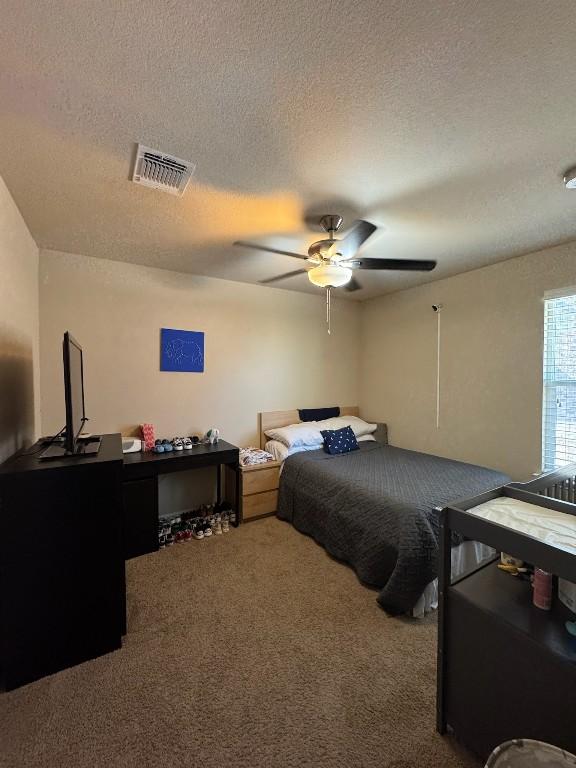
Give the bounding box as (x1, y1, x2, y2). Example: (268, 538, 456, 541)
(131, 144, 195, 196)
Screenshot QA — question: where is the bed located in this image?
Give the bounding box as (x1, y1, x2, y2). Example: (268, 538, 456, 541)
(260, 407, 510, 615)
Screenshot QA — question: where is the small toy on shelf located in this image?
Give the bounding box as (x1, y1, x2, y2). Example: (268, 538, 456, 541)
(497, 552, 529, 578)
(205, 428, 220, 445)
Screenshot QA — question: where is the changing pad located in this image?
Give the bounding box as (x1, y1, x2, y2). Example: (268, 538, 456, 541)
(468, 496, 576, 555)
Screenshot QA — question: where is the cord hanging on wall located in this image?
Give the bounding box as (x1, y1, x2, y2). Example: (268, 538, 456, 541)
(432, 304, 444, 428)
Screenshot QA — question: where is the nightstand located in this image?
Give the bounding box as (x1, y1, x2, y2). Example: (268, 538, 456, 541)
(235, 461, 281, 522)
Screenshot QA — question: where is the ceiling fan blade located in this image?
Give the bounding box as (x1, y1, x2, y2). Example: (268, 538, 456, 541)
(259, 269, 309, 285)
(343, 277, 362, 292)
(234, 241, 308, 260)
(344, 258, 437, 272)
(338, 220, 377, 257)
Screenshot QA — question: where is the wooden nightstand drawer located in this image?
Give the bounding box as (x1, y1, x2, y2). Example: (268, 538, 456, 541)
(243, 490, 278, 520)
(224, 460, 281, 523)
(243, 465, 279, 495)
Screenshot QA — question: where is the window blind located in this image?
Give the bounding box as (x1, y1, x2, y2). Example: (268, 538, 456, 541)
(542, 293, 576, 470)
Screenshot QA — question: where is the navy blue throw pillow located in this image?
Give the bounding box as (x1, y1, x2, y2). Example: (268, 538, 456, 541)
(320, 425, 359, 455)
(299, 406, 340, 422)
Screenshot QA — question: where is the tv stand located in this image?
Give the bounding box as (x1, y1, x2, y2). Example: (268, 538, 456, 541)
(39, 435, 102, 460)
(0, 434, 124, 690)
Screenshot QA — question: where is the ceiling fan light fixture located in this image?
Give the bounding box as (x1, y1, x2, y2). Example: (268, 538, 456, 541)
(564, 166, 576, 189)
(307, 263, 352, 288)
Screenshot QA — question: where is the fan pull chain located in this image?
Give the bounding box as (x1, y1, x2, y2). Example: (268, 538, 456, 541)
(326, 286, 331, 334)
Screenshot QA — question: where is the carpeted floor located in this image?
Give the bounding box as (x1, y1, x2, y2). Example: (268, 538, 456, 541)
(0, 517, 479, 768)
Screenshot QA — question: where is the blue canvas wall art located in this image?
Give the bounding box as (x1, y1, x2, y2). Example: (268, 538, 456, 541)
(160, 328, 204, 372)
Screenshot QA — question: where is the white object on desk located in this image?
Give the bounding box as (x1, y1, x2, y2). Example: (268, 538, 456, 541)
(122, 437, 143, 454)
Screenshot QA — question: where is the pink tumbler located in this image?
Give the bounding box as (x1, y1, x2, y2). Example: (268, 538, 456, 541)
(533, 568, 553, 610)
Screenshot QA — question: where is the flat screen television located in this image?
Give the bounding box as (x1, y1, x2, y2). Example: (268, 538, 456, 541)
(63, 331, 87, 453)
(39, 333, 100, 460)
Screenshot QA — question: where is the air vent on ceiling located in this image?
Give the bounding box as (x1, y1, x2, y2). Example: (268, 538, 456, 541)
(131, 144, 195, 196)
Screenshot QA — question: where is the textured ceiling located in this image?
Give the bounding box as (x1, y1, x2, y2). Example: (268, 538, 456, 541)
(1, 0, 576, 299)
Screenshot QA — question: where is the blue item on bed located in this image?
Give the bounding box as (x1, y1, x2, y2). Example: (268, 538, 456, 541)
(298, 406, 340, 422)
(320, 426, 359, 455)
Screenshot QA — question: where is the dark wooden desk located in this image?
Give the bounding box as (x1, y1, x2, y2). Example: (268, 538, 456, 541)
(0, 434, 125, 690)
(0, 436, 240, 689)
(121, 440, 240, 559)
(0, 436, 239, 689)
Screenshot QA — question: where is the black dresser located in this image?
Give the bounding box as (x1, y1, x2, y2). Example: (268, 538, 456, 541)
(0, 434, 125, 690)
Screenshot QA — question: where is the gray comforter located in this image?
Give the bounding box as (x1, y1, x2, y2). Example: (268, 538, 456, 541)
(277, 442, 510, 613)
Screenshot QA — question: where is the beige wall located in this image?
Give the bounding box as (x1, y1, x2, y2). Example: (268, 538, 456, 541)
(34, 232, 576, 488)
(39, 250, 360, 449)
(360, 241, 576, 481)
(0, 175, 39, 462)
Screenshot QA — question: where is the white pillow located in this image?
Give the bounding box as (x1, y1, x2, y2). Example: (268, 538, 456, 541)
(315, 415, 377, 438)
(265, 435, 375, 462)
(264, 440, 324, 461)
(264, 415, 377, 448)
(264, 439, 290, 461)
(264, 422, 323, 448)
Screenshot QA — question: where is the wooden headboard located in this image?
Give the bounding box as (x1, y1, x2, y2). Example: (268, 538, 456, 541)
(259, 406, 360, 449)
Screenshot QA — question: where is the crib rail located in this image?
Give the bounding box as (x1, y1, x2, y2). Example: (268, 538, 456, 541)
(537, 475, 576, 503)
(511, 464, 576, 505)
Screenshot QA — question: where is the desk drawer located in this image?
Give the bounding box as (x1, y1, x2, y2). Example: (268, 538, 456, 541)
(243, 467, 279, 495)
(243, 490, 278, 520)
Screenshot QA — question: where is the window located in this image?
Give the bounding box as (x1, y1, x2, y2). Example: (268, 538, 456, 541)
(542, 291, 576, 470)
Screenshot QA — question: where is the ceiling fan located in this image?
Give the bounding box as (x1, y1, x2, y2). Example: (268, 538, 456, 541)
(234, 214, 437, 293)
